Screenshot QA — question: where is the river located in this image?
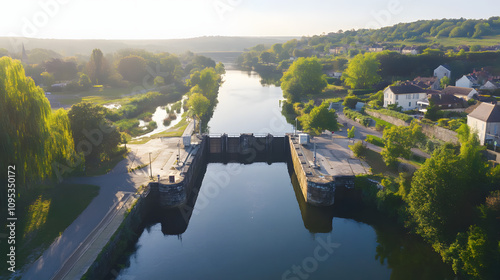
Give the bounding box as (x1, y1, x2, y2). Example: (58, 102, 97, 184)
(115, 70, 453, 280)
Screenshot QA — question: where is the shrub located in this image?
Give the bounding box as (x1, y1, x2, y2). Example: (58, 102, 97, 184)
(349, 140, 367, 158)
(343, 107, 372, 126)
(148, 121, 157, 129)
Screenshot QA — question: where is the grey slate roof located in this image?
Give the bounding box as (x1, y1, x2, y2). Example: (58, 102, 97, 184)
(442, 86, 475, 97)
(387, 84, 425, 94)
(468, 103, 500, 122)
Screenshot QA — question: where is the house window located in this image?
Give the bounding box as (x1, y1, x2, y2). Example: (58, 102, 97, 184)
(409, 102, 411, 107)
(396, 95, 399, 100)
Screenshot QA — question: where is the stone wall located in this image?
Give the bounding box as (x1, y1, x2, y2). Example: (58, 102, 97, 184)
(365, 110, 408, 127)
(484, 150, 500, 163)
(365, 109, 459, 144)
(420, 123, 459, 145)
(82, 194, 150, 280)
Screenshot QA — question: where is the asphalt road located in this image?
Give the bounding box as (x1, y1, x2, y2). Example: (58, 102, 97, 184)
(337, 113, 430, 159)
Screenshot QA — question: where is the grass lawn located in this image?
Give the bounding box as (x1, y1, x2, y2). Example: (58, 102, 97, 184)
(85, 148, 128, 176)
(128, 117, 190, 144)
(363, 149, 398, 177)
(369, 115, 395, 129)
(389, 34, 500, 48)
(0, 183, 99, 276)
(365, 135, 384, 147)
(316, 84, 348, 100)
(49, 86, 139, 106)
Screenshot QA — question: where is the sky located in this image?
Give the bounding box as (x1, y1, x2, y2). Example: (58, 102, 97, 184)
(1, 0, 499, 39)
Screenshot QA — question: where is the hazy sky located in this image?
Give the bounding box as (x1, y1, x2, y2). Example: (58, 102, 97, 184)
(2, 0, 499, 39)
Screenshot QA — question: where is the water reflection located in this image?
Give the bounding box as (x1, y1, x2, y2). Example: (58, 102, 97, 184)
(114, 70, 453, 280)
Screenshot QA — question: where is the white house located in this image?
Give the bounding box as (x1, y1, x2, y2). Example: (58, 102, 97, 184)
(456, 75, 479, 88)
(383, 84, 428, 111)
(434, 65, 451, 80)
(402, 47, 419, 55)
(467, 103, 500, 145)
(442, 86, 478, 101)
(480, 81, 500, 90)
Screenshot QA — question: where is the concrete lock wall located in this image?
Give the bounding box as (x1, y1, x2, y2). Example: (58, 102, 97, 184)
(153, 136, 209, 208)
(288, 136, 336, 206)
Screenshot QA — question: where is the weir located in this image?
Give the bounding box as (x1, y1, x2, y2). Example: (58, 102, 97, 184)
(148, 133, 358, 208)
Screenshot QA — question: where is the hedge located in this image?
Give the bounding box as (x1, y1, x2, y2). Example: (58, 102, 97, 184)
(343, 107, 372, 127)
(366, 108, 413, 122)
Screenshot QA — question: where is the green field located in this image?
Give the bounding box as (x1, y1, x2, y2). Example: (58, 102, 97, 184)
(49, 85, 142, 107)
(390, 35, 500, 48)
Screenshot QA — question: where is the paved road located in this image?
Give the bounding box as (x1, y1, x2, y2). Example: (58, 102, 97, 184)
(337, 113, 430, 159)
(21, 123, 195, 280)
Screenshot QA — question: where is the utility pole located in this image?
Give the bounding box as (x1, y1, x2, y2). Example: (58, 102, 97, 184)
(295, 117, 298, 136)
(313, 142, 317, 167)
(149, 152, 152, 178)
(177, 140, 180, 166)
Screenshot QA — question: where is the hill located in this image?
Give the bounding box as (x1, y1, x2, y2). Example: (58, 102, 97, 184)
(0, 36, 298, 57)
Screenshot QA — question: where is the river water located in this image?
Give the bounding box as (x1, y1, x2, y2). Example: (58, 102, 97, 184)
(116, 71, 453, 280)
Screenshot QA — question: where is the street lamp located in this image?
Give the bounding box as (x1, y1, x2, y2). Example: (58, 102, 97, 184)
(149, 152, 152, 178)
(177, 140, 180, 166)
(295, 117, 298, 136)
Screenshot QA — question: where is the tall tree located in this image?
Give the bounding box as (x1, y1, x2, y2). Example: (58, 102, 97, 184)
(86, 48, 109, 84)
(117, 55, 148, 83)
(281, 57, 327, 102)
(187, 67, 221, 103)
(187, 88, 210, 135)
(381, 122, 424, 166)
(342, 53, 381, 89)
(300, 101, 338, 135)
(67, 102, 121, 166)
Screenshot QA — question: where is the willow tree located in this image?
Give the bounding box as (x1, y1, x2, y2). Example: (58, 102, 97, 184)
(0, 57, 76, 189)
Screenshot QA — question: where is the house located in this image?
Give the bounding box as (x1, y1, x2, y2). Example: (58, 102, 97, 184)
(480, 81, 500, 90)
(329, 47, 346, 55)
(383, 84, 428, 111)
(412, 77, 441, 90)
(442, 86, 478, 101)
(434, 65, 451, 80)
(467, 103, 500, 145)
(402, 47, 419, 55)
(455, 75, 479, 88)
(325, 70, 342, 79)
(332, 72, 342, 79)
(368, 45, 384, 52)
(417, 92, 465, 112)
